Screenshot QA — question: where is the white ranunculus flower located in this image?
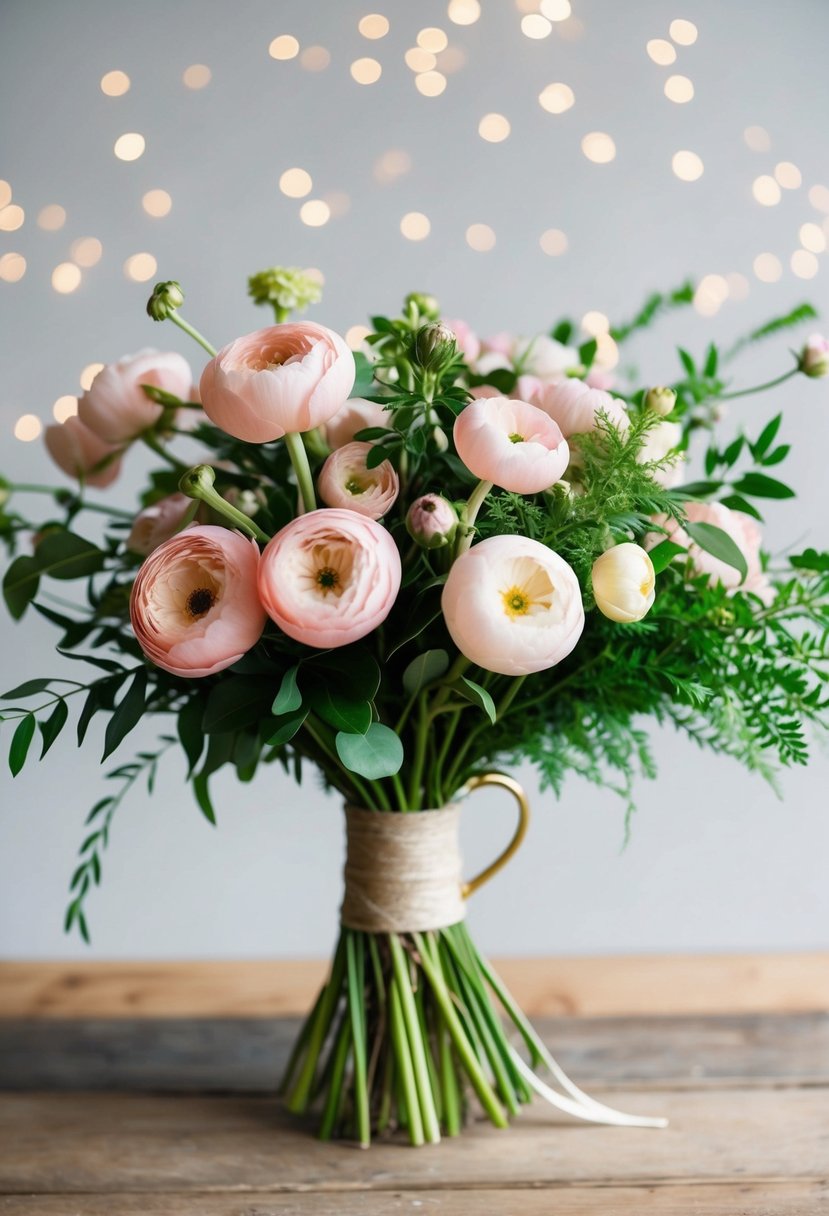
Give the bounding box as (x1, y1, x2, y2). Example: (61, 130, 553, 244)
(592, 543, 656, 623)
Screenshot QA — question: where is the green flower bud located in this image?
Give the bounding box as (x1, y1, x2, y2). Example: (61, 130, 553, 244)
(248, 266, 322, 319)
(146, 280, 185, 321)
(404, 291, 440, 321)
(645, 386, 677, 416)
(413, 322, 457, 372)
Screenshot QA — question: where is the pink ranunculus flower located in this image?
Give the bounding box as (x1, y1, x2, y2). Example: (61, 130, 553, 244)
(317, 441, 400, 520)
(799, 333, 829, 378)
(129, 525, 266, 677)
(585, 368, 616, 391)
(655, 502, 773, 602)
(530, 378, 629, 438)
(453, 397, 569, 493)
(258, 509, 402, 649)
(324, 397, 389, 449)
(638, 419, 684, 487)
(78, 350, 192, 445)
(443, 318, 481, 364)
(441, 535, 584, 676)
(127, 493, 193, 556)
(43, 416, 123, 489)
(199, 322, 355, 443)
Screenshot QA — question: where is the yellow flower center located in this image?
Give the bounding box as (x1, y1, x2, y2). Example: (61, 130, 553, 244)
(502, 585, 531, 616)
(508, 432, 525, 444)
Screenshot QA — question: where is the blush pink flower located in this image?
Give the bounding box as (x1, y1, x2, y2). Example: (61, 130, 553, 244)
(43, 416, 123, 489)
(530, 378, 629, 438)
(324, 397, 389, 449)
(199, 322, 355, 443)
(78, 350, 192, 445)
(130, 525, 265, 677)
(317, 441, 399, 519)
(443, 318, 481, 363)
(453, 397, 569, 493)
(441, 535, 584, 675)
(655, 502, 772, 602)
(127, 493, 193, 556)
(258, 509, 401, 649)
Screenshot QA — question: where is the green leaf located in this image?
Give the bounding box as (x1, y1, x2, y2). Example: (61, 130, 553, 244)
(2, 678, 53, 700)
(3, 555, 40, 620)
(722, 436, 744, 467)
(402, 649, 449, 696)
(366, 443, 395, 470)
(34, 530, 106, 581)
(703, 343, 719, 378)
(39, 699, 69, 758)
(350, 350, 376, 398)
(678, 348, 696, 377)
(202, 676, 273, 734)
(753, 413, 782, 458)
(309, 684, 372, 735)
(648, 540, 687, 574)
(192, 771, 217, 825)
(77, 685, 102, 745)
(685, 521, 748, 580)
(272, 666, 302, 715)
(335, 722, 404, 779)
(761, 443, 790, 467)
(551, 320, 574, 345)
(578, 337, 598, 368)
(672, 479, 722, 499)
(353, 426, 394, 442)
(731, 472, 795, 500)
(177, 697, 205, 778)
(102, 669, 147, 760)
(455, 677, 497, 724)
(266, 706, 308, 747)
(719, 493, 763, 522)
(310, 648, 381, 702)
(790, 548, 829, 572)
(745, 303, 817, 345)
(9, 713, 36, 776)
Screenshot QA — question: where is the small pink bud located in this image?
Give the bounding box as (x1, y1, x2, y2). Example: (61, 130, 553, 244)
(406, 494, 458, 549)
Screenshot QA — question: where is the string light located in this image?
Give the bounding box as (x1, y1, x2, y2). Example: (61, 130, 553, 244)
(466, 223, 496, 251)
(279, 168, 313, 198)
(539, 228, 568, 255)
(753, 175, 781, 206)
(405, 47, 436, 71)
(725, 272, 750, 301)
(417, 27, 448, 52)
(141, 189, 171, 217)
(0, 252, 26, 282)
(358, 14, 389, 38)
(791, 250, 818, 279)
(447, 0, 481, 25)
(540, 0, 571, 19)
(672, 150, 704, 181)
(53, 396, 78, 423)
(351, 57, 382, 84)
(664, 75, 694, 103)
(0, 181, 11, 209)
(415, 71, 446, 96)
(0, 204, 25, 231)
(14, 415, 42, 442)
(183, 64, 211, 89)
(52, 263, 82, 293)
(800, 222, 826, 253)
(539, 82, 574, 113)
(478, 113, 510, 142)
(808, 184, 829, 213)
(400, 211, 431, 240)
(521, 14, 552, 38)
(114, 133, 145, 161)
(753, 253, 782, 283)
(299, 200, 330, 226)
(581, 132, 616, 164)
(646, 39, 676, 65)
(80, 363, 104, 390)
(774, 162, 802, 190)
(37, 204, 66, 231)
(124, 253, 157, 282)
(70, 238, 103, 266)
(269, 35, 299, 60)
(693, 274, 729, 317)
(669, 19, 698, 45)
(100, 70, 130, 96)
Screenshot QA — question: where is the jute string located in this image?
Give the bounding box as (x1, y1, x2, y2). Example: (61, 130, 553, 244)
(340, 805, 466, 933)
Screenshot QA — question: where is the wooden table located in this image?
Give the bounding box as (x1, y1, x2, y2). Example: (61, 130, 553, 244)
(1, 1012, 827, 1213)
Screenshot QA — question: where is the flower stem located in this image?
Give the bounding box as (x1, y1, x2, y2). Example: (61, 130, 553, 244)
(168, 311, 217, 358)
(179, 465, 270, 543)
(285, 431, 317, 513)
(457, 479, 494, 555)
(142, 433, 187, 472)
(719, 367, 798, 400)
(346, 931, 371, 1148)
(389, 935, 441, 1143)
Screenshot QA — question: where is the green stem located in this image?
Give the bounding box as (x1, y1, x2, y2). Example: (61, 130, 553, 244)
(407, 696, 430, 810)
(317, 1010, 351, 1140)
(179, 466, 270, 543)
(285, 431, 317, 513)
(141, 433, 186, 471)
(346, 931, 371, 1148)
(389, 971, 424, 1145)
(286, 935, 346, 1112)
(456, 479, 494, 555)
(168, 311, 217, 357)
(719, 367, 798, 401)
(389, 935, 441, 1143)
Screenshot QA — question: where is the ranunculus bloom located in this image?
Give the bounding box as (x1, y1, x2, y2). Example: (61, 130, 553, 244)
(78, 350, 192, 445)
(43, 416, 123, 489)
(475, 334, 578, 382)
(258, 508, 401, 648)
(317, 441, 399, 519)
(453, 397, 570, 493)
(799, 334, 829, 378)
(592, 543, 656, 623)
(655, 502, 772, 602)
(406, 494, 458, 549)
(199, 322, 355, 443)
(324, 397, 389, 449)
(127, 493, 193, 556)
(443, 318, 481, 363)
(638, 419, 684, 487)
(441, 535, 584, 676)
(130, 525, 265, 677)
(531, 379, 629, 438)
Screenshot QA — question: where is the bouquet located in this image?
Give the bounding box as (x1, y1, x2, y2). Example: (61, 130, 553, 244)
(2, 269, 828, 1147)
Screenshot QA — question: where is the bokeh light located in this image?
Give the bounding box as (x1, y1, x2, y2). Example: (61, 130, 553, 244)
(664, 75, 694, 103)
(447, 0, 481, 25)
(725, 272, 750, 301)
(0, 253, 26, 283)
(581, 311, 609, 336)
(774, 162, 802, 190)
(80, 363, 104, 391)
(124, 252, 157, 282)
(351, 57, 382, 84)
(269, 35, 299, 60)
(53, 396, 78, 423)
(540, 0, 571, 19)
(418, 27, 448, 52)
(791, 250, 819, 279)
(300, 46, 331, 71)
(743, 126, 771, 152)
(808, 184, 829, 213)
(693, 274, 729, 317)
(478, 113, 511, 142)
(114, 133, 145, 161)
(400, 211, 431, 240)
(405, 47, 436, 72)
(0, 181, 11, 209)
(539, 82, 575, 113)
(669, 19, 698, 45)
(646, 39, 676, 65)
(799, 222, 826, 253)
(752, 175, 781, 206)
(51, 263, 82, 293)
(183, 64, 211, 89)
(415, 71, 447, 96)
(345, 325, 372, 350)
(581, 132, 616, 164)
(0, 204, 25, 231)
(37, 204, 66, 231)
(299, 199, 331, 226)
(521, 14, 552, 39)
(753, 252, 782, 283)
(672, 150, 704, 181)
(374, 149, 412, 184)
(280, 168, 313, 198)
(359, 14, 389, 39)
(70, 238, 103, 267)
(100, 70, 130, 96)
(466, 223, 496, 251)
(142, 189, 172, 217)
(14, 415, 42, 442)
(539, 228, 568, 255)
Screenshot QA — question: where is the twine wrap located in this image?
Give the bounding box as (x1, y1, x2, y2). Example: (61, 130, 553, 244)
(340, 805, 466, 933)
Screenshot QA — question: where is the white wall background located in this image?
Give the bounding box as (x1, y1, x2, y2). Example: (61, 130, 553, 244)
(1, 0, 827, 960)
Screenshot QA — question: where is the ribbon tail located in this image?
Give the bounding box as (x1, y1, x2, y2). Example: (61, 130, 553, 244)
(509, 1048, 668, 1129)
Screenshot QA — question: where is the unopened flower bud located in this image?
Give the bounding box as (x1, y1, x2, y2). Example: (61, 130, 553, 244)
(405, 292, 440, 321)
(413, 322, 458, 372)
(798, 334, 829, 378)
(179, 463, 216, 499)
(645, 386, 677, 416)
(592, 542, 656, 623)
(247, 266, 322, 319)
(406, 494, 458, 549)
(146, 280, 185, 321)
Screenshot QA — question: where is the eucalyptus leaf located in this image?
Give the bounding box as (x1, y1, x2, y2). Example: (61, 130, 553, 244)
(272, 666, 302, 715)
(266, 706, 308, 747)
(202, 677, 274, 734)
(455, 677, 497, 724)
(402, 649, 449, 696)
(335, 722, 404, 779)
(310, 684, 372, 735)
